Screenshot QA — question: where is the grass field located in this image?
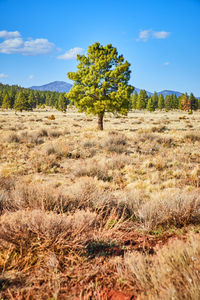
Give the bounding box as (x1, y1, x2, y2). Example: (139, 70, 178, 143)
(0, 108, 200, 299)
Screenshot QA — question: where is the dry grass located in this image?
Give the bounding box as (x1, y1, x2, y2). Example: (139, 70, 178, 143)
(1, 109, 200, 298)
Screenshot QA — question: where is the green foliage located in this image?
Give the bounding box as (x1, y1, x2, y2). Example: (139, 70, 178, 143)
(190, 93, 198, 110)
(136, 89, 148, 109)
(66, 42, 133, 130)
(164, 95, 173, 110)
(131, 91, 138, 109)
(57, 93, 69, 112)
(147, 97, 155, 111)
(14, 91, 30, 112)
(152, 92, 158, 108)
(28, 92, 37, 110)
(2, 93, 11, 109)
(158, 94, 164, 109)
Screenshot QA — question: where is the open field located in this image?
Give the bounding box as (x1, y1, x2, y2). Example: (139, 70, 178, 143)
(0, 108, 200, 299)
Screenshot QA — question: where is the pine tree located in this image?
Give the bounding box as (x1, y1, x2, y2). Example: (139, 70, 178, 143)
(172, 94, 179, 109)
(57, 93, 69, 112)
(131, 91, 138, 109)
(136, 90, 148, 109)
(190, 93, 198, 110)
(164, 95, 173, 110)
(147, 97, 155, 111)
(66, 42, 133, 130)
(14, 91, 30, 112)
(2, 93, 12, 109)
(152, 92, 158, 109)
(158, 94, 165, 109)
(28, 92, 37, 110)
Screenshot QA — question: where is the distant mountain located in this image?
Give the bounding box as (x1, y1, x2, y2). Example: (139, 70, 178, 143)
(134, 88, 183, 98)
(30, 81, 199, 98)
(157, 90, 182, 97)
(30, 81, 72, 93)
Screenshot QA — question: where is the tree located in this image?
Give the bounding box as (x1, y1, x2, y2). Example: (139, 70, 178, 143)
(181, 93, 191, 111)
(131, 91, 138, 109)
(147, 97, 155, 111)
(190, 93, 198, 111)
(152, 92, 158, 109)
(136, 90, 148, 110)
(2, 93, 11, 109)
(57, 93, 69, 112)
(28, 92, 37, 110)
(158, 94, 164, 109)
(164, 95, 173, 110)
(14, 91, 30, 112)
(66, 42, 133, 130)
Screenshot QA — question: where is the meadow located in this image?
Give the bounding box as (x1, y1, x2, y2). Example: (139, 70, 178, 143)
(0, 108, 200, 299)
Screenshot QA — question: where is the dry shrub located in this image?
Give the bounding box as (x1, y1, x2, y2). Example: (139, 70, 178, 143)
(0, 209, 97, 271)
(101, 133, 127, 153)
(5, 133, 20, 143)
(117, 233, 200, 299)
(184, 132, 200, 142)
(48, 114, 55, 120)
(48, 130, 62, 138)
(136, 190, 200, 230)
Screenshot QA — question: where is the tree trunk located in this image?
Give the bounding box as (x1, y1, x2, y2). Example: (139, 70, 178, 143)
(97, 114, 104, 130)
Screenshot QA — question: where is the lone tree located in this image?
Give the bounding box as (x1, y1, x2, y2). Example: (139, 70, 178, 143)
(66, 42, 133, 130)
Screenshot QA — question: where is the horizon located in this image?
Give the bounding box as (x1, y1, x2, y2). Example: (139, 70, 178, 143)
(0, 0, 200, 96)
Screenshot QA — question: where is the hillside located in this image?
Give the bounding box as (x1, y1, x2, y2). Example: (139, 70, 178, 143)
(30, 81, 188, 97)
(30, 81, 72, 93)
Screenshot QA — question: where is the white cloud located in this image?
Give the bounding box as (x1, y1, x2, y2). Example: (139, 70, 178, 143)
(0, 73, 8, 78)
(0, 30, 20, 39)
(29, 75, 34, 79)
(152, 31, 170, 39)
(57, 47, 83, 60)
(0, 30, 55, 55)
(164, 62, 169, 66)
(137, 29, 151, 42)
(137, 29, 170, 41)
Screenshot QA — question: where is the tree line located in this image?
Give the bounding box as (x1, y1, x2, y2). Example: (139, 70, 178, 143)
(131, 90, 199, 111)
(0, 83, 69, 112)
(0, 82, 199, 114)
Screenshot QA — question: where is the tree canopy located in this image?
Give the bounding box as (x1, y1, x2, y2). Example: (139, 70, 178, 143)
(66, 42, 134, 130)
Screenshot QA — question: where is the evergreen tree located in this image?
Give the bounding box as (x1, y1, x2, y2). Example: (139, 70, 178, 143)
(172, 94, 179, 109)
(28, 92, 37, 110)
(14, 91, 30, 112)
(2, 93, 11, 109)
(158, 94, 165, 109)
(0, 92, 3, 107)
(66, 42, 133, 130)
(190, 93, 198, 110)
(147, 97, 155, 111)
(152, 92, 158, 109)
(164, 95, 173, 110)
(136, 90, 148, 109)
(131, 91, 138, 109)
(57, 93, 69, 112)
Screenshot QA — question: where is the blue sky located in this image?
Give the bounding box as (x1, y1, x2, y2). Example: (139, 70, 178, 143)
(0, 0, 200, 96)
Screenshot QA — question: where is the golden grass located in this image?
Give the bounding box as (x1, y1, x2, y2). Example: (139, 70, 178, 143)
(1, 108, 200, 298)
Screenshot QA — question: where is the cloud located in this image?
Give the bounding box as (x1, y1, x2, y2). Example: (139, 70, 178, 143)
(0, 73, 8, 78)
(0, 30, 20, 39)
(57, 47, 83, 60)
(152, 31, 170, 39)
(137, 29, 151, 42)
(163, 62, 169, 66)
(137, 29, 170, 41)
(29, 75, 34, 79)
(0, 30, 55, 55)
